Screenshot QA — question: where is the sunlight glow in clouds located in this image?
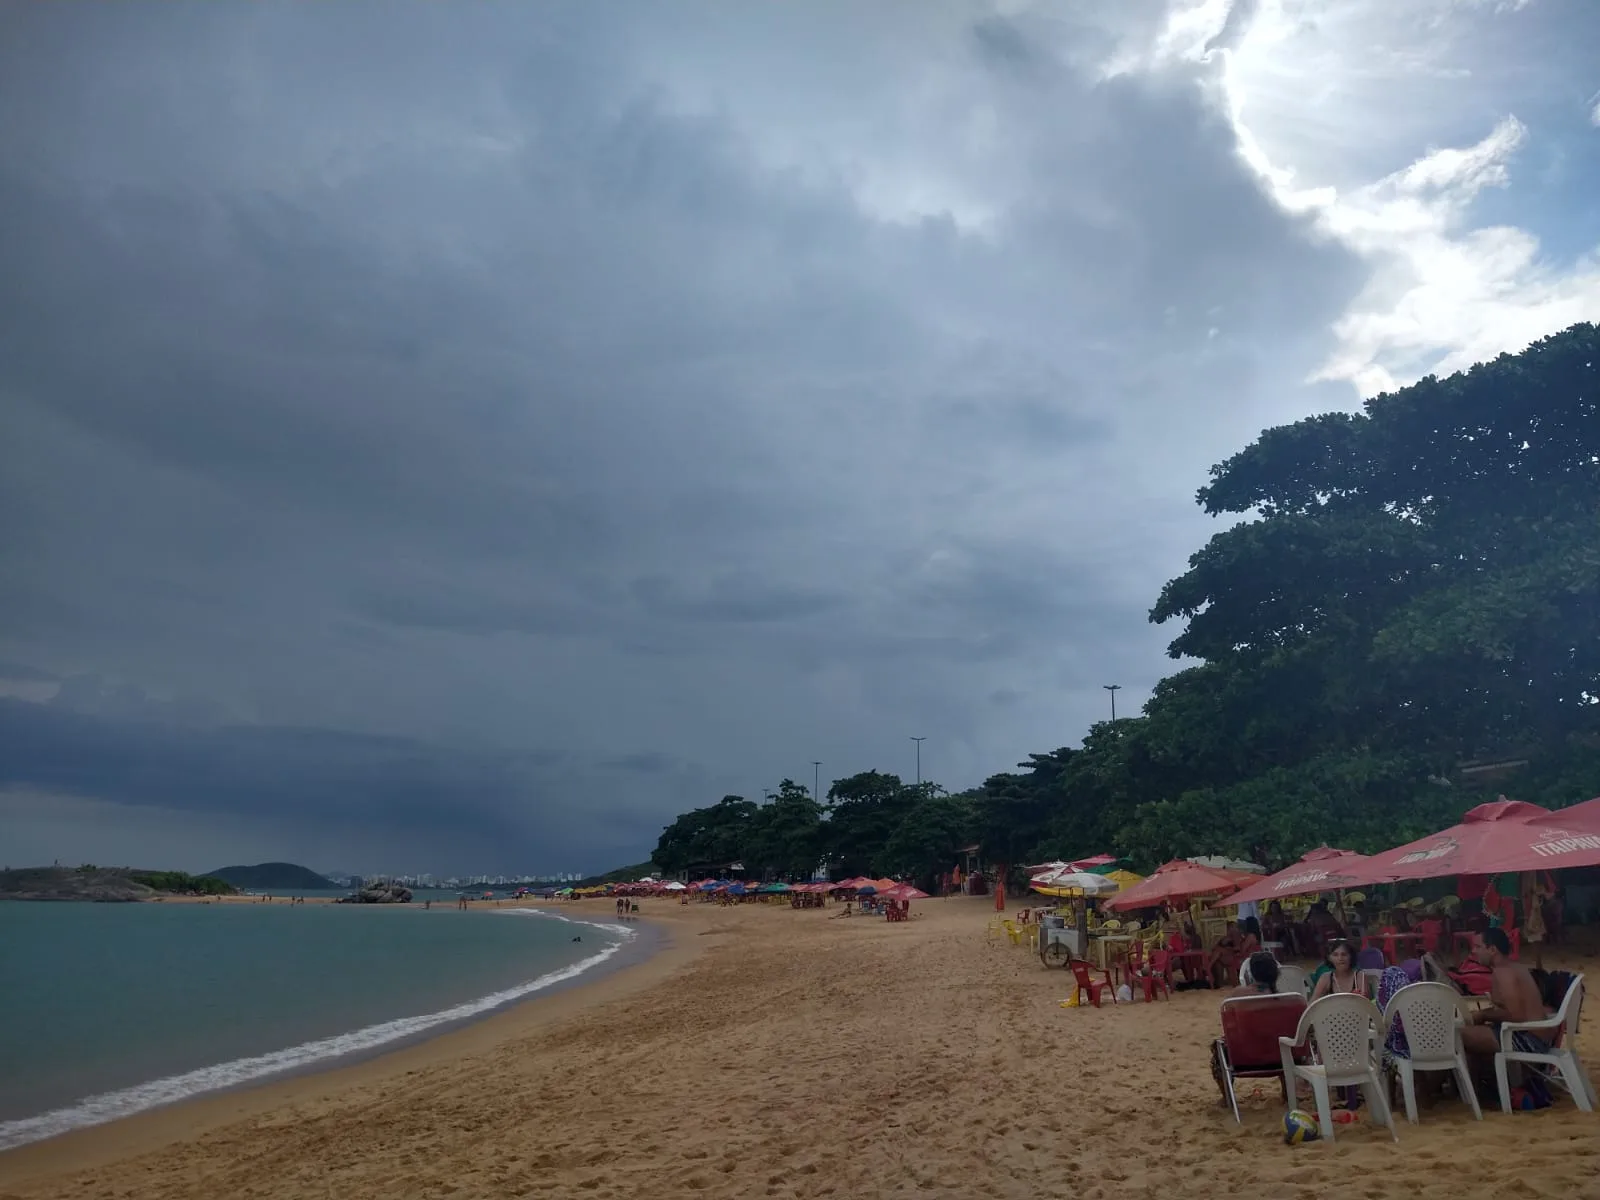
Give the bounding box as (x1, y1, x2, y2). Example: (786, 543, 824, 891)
(1192, 0, 1600, 396)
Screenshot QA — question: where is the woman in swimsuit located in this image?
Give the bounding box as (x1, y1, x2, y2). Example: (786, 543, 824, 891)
(1309, 939, 1364, 1001)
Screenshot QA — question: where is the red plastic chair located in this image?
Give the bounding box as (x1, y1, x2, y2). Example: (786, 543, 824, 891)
(1138, 950, 1173, 1001)
(1211, 993, 1310, 1122)
(1120, 938, 1146, 985)
(1069, 959, 1116, 1008)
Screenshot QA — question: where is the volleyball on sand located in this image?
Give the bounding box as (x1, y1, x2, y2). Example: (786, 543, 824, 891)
(1283, 1110, 1320, 1144)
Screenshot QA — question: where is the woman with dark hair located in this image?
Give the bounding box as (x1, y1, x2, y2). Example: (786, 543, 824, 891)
(1226, 951, 1281, 998)
(1309, 939, 1363, 1001)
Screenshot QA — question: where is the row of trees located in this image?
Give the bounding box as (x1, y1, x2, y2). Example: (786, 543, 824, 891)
(651, 326, 1600, 888)
(125, 869, 237, 895)
(651, 773, 973, 883)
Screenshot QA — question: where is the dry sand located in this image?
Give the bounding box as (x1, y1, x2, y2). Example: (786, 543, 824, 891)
(2, 897, 1597, 1200)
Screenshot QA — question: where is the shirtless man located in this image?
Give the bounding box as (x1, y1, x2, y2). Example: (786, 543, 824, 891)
(1460, 927, 1548, 1058)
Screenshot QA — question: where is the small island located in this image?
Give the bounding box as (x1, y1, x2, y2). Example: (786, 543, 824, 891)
(0, 866, 237, 902)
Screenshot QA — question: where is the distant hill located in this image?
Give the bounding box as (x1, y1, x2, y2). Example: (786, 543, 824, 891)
(204, 862, 340, 891)
(575, 860, 660, 888)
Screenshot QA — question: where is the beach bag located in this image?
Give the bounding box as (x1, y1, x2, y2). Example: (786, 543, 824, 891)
(1116, 984, 1133, 1004)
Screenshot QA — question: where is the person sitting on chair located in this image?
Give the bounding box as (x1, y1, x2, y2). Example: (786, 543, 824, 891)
(1460, 929, 1548, 1051)
(1309, 939, 1363, 1001)
(1207, 921, 1248, 989)
(1226, 951, 1280, 998)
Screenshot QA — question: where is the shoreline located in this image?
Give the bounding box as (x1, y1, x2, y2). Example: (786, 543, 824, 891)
(0, 901, 696, 1186)
(10, 898, 1592, 1200)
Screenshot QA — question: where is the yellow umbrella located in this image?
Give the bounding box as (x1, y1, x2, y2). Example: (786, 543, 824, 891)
(1102, 869, 1144, 890)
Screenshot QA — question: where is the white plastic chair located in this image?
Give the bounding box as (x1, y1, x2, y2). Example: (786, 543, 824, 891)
(1279, 993, 1399, 1142)
(1494, 974, 1595, 1113)
(1381, 982, 1482, 1122)
(1276, 964, 1311, 998)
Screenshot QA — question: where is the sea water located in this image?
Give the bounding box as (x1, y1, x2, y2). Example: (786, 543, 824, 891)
(0, 901, 630, 1149)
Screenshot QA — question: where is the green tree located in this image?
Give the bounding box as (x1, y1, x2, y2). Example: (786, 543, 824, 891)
(744, 779, 824, 879)
(1130, 323, 1600, 867)
(652, 794, 757, 875)
(971, 750, 1075, 867)
(823, 770, 917, 877)
(879, 787, 974, 884)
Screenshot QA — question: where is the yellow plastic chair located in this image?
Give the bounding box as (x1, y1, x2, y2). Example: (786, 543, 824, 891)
(1100, 918, 1123, 933)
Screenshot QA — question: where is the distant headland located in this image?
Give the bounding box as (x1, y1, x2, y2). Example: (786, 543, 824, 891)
(0, 861, 341, 901)
(0, 866, 238, 902)
(204, 862, 341, 891)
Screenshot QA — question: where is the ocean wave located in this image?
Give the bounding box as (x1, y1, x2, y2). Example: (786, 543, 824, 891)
(0, 914, 635, 1152)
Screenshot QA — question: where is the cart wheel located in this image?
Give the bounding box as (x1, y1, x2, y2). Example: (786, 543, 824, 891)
(1042, 941, 1071, 968)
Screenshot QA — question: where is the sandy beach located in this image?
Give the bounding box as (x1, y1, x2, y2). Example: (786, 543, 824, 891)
(3, 897, 1597, 1200)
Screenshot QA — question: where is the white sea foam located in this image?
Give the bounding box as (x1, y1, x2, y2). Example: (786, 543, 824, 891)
(0, 912, 635, 1152)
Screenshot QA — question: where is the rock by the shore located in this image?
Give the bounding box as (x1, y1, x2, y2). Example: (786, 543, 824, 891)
(337, 883, 413, 904)
(0, 867, 156, 902)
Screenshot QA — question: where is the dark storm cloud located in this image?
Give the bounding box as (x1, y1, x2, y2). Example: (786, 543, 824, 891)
(0, 699, 536, 833)
(0, 662, 57, 683)
(0, 1, 1373, 871)
(601, 752, 678, 775)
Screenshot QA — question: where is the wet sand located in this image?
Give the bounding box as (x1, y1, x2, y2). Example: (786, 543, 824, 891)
(2, 897, 1596, 1200)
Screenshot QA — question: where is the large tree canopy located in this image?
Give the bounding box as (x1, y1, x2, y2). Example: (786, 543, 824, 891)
(648, 326, 1600, 880)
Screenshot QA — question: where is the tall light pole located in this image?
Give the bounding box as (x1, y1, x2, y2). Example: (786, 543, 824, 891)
(812, 761, 822, 804)
(1103, 684, 1121, 721)
(909, 736, 926, 785)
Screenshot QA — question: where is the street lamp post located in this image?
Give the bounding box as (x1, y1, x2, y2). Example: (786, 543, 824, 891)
(909, 736, 926, 785)
(812, 761, 822, 805)
(1103, 684, 1122, 721)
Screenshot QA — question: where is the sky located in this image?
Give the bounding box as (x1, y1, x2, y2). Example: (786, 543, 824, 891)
(2, 0, 1598, 876)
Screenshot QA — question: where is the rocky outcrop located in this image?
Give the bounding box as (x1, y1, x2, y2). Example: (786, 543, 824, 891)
(337, 883, 413, 904)
(0, 867, 156, 902)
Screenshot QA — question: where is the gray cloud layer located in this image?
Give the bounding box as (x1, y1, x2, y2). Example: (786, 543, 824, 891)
(0, 1, 1537, 873)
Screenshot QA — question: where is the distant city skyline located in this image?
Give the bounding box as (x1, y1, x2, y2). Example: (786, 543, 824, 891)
(339, 871, 595, 888)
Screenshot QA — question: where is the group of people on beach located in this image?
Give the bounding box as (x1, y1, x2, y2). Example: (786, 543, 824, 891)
(614, 897, 639, 918)
(1223, 927, 1566, 1109)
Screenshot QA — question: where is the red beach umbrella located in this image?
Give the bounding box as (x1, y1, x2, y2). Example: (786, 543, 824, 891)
(1102, 860, 1245, 912)
(1225, 848, 1374, 908)
(1556, 796, 1600, 830)
(882, 884, 929, 900)
(1353, 799, 1600, 884)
